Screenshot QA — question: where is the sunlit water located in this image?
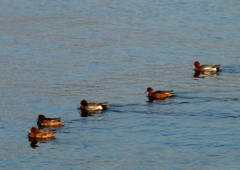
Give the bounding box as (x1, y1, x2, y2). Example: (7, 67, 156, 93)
(1, 0, 240, 169)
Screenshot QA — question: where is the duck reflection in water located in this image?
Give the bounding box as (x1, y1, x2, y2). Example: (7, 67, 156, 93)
(29, 137, 55, 149)
(80, 110, 103, 117)
(193, 71, 221, 79)
(29, 140, 39, 149)
(147, 96, 171, 103)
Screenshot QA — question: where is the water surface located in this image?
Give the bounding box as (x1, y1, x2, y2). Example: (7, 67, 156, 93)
(1, 0, 240, 169)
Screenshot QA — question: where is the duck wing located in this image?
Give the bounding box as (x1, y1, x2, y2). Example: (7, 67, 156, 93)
(99, 102, 109, 109)
(155, 90, 174, 94)
(200, 64, 222, 70)
(87, 102, 109, 110)
(39, 129, 57, 134)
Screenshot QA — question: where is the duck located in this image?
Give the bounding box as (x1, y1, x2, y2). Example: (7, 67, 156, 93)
(192, 61, 222, 71)
(80, 99, 109, 111)
(145, 87, 175, 98)
(37, 114, 64, 126)
(28, 126, 56, 138)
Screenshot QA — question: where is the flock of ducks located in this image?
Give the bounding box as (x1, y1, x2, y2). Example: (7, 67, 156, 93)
(28, 61, 222, 140)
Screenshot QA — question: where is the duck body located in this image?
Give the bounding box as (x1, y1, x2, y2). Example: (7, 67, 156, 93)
(37, 114, 64, 126)
(193, 61, 221, 72)
(80, 100, 109, 111)
(28, 127, 56, 138)
(145, 87, 175, 98)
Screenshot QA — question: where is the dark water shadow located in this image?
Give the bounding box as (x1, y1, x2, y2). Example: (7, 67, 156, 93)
(221, 115, 240, 119)
(220, 65, 240, 74)
(108, 103, 150, 114)
(174, 92, 239, 105)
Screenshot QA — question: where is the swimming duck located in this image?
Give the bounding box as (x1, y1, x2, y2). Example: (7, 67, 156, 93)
(37, 114, 64, 126)
(145, 87, 175, 98)
(193, 61, 222, 71)
(80, 99, 109, 111)
(28, 126, 56, 138)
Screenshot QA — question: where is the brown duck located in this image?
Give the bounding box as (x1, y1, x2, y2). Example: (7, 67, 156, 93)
(145, 87, 175, 98)
(28, 127, 56, 138)
(37, 114, 64, 126)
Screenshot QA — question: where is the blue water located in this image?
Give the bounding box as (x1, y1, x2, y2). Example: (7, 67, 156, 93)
(1, 0, 240, 169)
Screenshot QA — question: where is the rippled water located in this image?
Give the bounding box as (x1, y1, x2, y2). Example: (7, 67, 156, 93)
(1, 0, 240, 169)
